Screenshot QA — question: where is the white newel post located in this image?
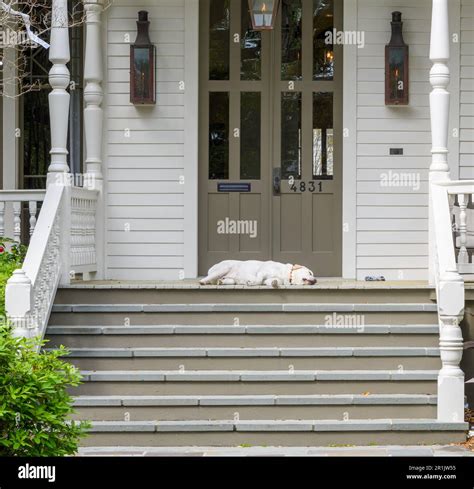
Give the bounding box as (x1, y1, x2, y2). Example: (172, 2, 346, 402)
(429, 0, 451, 284)
(429, 0, 465, 422)
(83, 0, 105, 280)
(48, 0, 72, 285)
(5, 0, 73, 330)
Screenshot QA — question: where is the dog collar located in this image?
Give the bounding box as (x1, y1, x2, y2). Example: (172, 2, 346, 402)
(289, 265, 297, 284)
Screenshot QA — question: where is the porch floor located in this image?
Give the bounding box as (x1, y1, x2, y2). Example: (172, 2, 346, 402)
(65, 278, 434, 290)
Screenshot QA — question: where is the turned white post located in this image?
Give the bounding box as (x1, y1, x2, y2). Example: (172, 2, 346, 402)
(28, 201, 38, 238)
(83, 0, 105, 279)
(457, 194, 468, 264)
(429, 0, 452, 284)
(48, 0, 72, 284)
(47, 0, 71, 182)
(437, 270, 465, 422)
(429, 0, 465, 422)
(83, 0, 104, 184)
(12, 202, 21, 243)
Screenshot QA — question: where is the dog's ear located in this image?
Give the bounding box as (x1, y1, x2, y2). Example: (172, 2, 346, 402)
(293, 265, 303, 270)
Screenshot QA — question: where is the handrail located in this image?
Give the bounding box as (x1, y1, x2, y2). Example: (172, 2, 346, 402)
(5, 185, 64, 340)
(0, 190, 46, 202)
(5, 183, 99, 341)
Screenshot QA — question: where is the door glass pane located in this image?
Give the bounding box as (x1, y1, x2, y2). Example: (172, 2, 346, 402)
(241, 0, 262, 80)
(209, 0, 230, 80)
(313, 92, 334, 179)
(240, 92, 261, 180)
(313, 0, 334, 80)
(209, 92, 230, 180)
(281, 0, 302, 81)
(281, 92, 302, 180)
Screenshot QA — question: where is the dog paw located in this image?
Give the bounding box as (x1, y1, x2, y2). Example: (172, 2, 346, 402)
(271, 280, 279, 289)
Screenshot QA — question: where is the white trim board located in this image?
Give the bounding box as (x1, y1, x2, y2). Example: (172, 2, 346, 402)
(184, 0, 199, 279)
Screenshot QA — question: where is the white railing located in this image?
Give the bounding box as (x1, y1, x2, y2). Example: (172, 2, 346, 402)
(70, 186, 99, 275)
(431, 180, 474, 422)
(0, 190, 46, 243)
(5, 184, 98, 341)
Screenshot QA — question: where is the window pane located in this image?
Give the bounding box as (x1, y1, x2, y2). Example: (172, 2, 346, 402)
(132, 48, 152, 100)
(313, 92, 334, 179)
(240, 92, 261, 180)
(387, 47, 406, 100)
(241, 0, 262, 80)
(281, 92, 302, 180)
(313, 0, 334, 80)
(209, 92, 229, 180)
(281, 0, 302, 81)
(209, 0, 230, 80)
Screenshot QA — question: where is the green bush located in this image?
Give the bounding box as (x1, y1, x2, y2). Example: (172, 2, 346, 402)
(0, 238, 89, 456)
(0, 326, 90, 456)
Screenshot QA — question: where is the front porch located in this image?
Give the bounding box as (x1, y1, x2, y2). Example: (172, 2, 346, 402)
(0, 0, 473, 441)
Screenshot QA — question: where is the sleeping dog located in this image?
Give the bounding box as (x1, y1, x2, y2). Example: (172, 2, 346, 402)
(200, 260, 317, 287)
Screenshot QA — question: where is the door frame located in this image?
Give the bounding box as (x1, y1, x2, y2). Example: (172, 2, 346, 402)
(198, 0, 344, 276)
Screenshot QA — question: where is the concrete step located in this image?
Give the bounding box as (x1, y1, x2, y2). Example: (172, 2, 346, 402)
(56, 286, 436, 305)
(45, 325, 440, 349)
(49, 303, 438, 326)
(72, 394, 437, 421)
(52, 303, 439, 313)
(78, 419, 468, 447)
(58, 346, 441, 371)
(72, 369, 438, 396)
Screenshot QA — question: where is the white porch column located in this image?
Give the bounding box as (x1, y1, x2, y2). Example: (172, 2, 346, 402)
(83, 0, 104, 184)
(429, 0, 452, 283)
(47, 0, 71, 182)
(83, 0, 105, 279)
(429, 0, 465, 422)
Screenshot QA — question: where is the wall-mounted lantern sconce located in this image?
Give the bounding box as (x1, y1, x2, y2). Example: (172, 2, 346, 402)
(385, 11, 409, 106)
(130, 11, 155, 105)
(248, 0, 280, 31)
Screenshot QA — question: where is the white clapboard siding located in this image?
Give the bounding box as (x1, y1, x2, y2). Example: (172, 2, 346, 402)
(355, 0, 435, 281)
(105, 0, 185, 280)
(460, 0, 474, 181)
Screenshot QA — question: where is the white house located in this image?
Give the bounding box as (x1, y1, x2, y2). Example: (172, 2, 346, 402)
(1, 0, 473, 448)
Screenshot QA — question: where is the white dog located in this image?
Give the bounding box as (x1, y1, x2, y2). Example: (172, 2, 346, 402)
(200, 260, 317, 287)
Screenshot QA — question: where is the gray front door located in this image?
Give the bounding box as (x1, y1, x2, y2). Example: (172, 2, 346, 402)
(199, 0, 342, 276)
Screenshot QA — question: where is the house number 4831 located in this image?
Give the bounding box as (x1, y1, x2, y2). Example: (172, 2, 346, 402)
(289, 181, 323, 193)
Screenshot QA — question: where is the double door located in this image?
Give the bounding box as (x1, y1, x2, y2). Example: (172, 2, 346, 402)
(199, 0, 342, 276)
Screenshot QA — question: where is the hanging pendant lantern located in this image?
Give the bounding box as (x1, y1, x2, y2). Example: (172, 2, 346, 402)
(248, 0, 280, 31)
(130, 11, 156, 105)
(385, 11, 409, 106)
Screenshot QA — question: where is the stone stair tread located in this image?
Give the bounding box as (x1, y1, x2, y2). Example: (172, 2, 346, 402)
(73, 394, 438, 407)
(46, 324, 440, 335)
(80, 369, 439, 382)
(52, 303, 438, 313)
(85, 419, 468, 433)
(59, 346, 440, 357)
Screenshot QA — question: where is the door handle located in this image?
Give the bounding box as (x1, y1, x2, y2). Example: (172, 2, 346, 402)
(273, 168, 281, 195)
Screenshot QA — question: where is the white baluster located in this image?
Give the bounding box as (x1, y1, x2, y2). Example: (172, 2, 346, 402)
(28, 201, 38, 238)
(0, 202, 5, 237)
(12, 202, 21, 243)
(457, 194, 468, 264)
